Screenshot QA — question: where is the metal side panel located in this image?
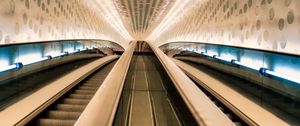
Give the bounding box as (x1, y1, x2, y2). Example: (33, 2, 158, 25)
(0, 55, 119, 126)
(147, 42, 234, 126)
(172, 58, 289, 126)
(74, 42, 136, 126)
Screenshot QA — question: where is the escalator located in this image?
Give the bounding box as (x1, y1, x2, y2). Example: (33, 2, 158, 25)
(177, 57, 300, 125)
(0, 58, 98, 110)
(114, 53, 197, 126)
(27, 61, 117, 126)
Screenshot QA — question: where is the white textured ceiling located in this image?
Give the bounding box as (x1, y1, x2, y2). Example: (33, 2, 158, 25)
(91, 0, 300, 55)
(90, 0, 176, 40)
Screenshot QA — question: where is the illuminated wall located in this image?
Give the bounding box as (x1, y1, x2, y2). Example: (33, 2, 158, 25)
(0, 0, 129, 47)
(161, 42, 300, 80)
(149, 0, 300, 55)
(0, 40, 116, 67)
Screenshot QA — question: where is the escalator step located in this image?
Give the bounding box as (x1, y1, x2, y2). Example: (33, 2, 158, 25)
(82, 83, 99, 86)
(80, 85, 99, 88)
(70, 92, 94, 96)
(80, 84, 98, 87)
(54, 104, 86, 112)
(45, 111, 81, 120)
(86, 80, 102, 82)
(68, 94, 94, 99)
(82, 81, 99, 84)
(90, 77, 105, 79)
(86, 79, 102, 81)
(31, 61, 117, 125)
(62, 98, 90, 105)
(37, 119, 76, 126)
(73, 90, 95, 94)
(78, 87, 98, 91)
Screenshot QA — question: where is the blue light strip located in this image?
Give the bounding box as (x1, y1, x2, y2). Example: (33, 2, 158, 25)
(23, 57, 50, 66)
(201, 52, 214, 57)
(231, 60, 261, 71)
(265, 70, 300, 84)
(199, 52, 261, 71)
(51, 52, 68, 58)
(188, 48, 300, 84)
(68, 49, 80, 54)
(0, 64, 17, 73)
(213, 55, 232, 62)
(200, 52, 232, 62)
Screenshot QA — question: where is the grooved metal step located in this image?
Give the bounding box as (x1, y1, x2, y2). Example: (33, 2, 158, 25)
(45, 111, 81, 120)
(54, 104, 85, 112)
(37, 119, 76, 126)
(32, 61, 116, 126)
(68, 94, 94, 99)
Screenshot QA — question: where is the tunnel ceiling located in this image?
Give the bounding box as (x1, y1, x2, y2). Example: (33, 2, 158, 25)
(113, 0, 175, 40)
(0, 0, 300, 55)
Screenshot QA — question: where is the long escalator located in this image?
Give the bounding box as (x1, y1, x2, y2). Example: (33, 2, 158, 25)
(114, 52, 197, 126)
(28, 61, 117, 126)
(0, 58, 98, 110)
(177, 56, 300, 125)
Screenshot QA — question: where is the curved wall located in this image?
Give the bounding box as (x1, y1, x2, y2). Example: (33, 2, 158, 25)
(0, 0, 128, 47)
(149, 0, 300, 55)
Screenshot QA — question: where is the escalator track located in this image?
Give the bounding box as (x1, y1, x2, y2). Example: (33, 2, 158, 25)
(0, 59, 98, 110)
(28, 61, 117, 126)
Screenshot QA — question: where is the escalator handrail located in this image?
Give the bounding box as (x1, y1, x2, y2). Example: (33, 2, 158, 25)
(173, 57, 289, 126)
(148, 42, 235, 126)
(0, 56, 119, 126)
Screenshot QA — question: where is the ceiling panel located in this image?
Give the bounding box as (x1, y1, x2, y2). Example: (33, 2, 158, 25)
(114, 0, 175, 40)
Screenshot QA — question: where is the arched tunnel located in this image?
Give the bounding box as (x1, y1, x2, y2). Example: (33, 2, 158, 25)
(0, 0, 299, 126)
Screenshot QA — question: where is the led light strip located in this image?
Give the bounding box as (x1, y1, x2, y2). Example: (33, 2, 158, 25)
(259, 68, 300, 84)
(68, 49, 80, 54)
(0, 64, 18, 73)
(51, 52, 68, 58)
(22, 57, 51, 66)
(197, 51, 300, 84)
(0, 49, 89, 73)
(231, 60, 261, 71)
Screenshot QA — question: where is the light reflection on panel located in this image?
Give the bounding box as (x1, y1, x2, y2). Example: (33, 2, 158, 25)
(272, 55, 300, 79)
(206, 49, 218, 56)
(219, 53, 236, 62)
(240, 57, 265, 71)
(63, 42, 76, 53)
(219, 47, 238, 62)
(0, 40, 124, 72)
(0, 47, 13, 66)
(161, 42, 300, 123)
(44, 43, 63, 57)
(0, 59, 9, 67)
(160, 42, 300, 83)
(17, 53, 43, 65)
(273, 66, 300, 80)
(196, 44, 205, 53)
(75, 42, 84, 50)
(15, 44, 44, 65)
